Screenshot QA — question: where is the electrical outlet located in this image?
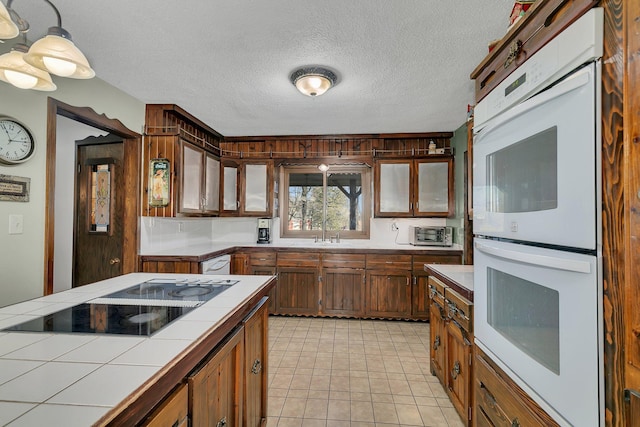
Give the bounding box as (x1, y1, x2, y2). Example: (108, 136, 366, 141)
(391, 222, 399, 231)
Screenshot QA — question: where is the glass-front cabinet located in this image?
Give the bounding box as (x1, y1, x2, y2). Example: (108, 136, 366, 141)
(179, 141, 220, 215)
(240, 161, 273, 217)
(374, 157, 454, 217)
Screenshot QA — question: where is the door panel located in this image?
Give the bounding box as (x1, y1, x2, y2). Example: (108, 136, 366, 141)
(74, 142, 124, 287)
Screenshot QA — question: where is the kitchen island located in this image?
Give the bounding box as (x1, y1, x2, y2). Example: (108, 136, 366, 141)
(0, 273, 276, 426)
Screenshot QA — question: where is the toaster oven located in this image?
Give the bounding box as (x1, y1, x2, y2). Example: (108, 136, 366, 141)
(409, 226, 453, 246)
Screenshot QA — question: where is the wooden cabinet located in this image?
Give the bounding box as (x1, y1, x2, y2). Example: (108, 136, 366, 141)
(189, 326, 244, 427)
(321, 253, 365, 317)
(374, 157, 454, 218)
(179, 142, 220, 215)
(144, 104, 223, 218)
(276, 252, 320, 315)
(474, 346, 559, 427)
(221, 160, 274, 217)
(365, 254, 412, 317)
(412, 253, 463, 319)
(429, 276, 447, 384)
(243, 299, 268, 427)
(247, 251, 277, 314)
(140, 383, 188, 427)
(428, 275, 474, 426)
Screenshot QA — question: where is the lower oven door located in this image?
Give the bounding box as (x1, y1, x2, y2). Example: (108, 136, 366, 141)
(474, 238, 602, 426)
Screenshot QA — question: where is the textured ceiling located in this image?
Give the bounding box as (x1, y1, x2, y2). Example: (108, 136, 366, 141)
(9, 0, 515, 136)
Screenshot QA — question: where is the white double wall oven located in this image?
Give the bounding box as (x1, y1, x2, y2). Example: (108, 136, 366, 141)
(472, 9, 604, 427)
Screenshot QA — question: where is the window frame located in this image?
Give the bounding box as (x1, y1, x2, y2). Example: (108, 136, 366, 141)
(280, 164, 371, 239)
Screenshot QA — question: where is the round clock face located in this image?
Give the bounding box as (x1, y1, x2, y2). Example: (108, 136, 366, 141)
(0, 117, 36, 165)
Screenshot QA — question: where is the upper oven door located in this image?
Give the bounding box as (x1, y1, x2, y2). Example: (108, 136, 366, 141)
(474, 238, 601, 426)
(473, 63, 599, 250)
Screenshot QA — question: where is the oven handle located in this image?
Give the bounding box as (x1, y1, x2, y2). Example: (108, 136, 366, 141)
(474, 65, 592, 144)
(475, 241, 592, 274)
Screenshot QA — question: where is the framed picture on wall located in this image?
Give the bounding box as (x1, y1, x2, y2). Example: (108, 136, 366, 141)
(149, 158, 170, 207)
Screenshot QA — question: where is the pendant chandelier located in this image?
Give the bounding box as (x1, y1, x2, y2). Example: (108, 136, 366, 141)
(0, 0, 94, 91)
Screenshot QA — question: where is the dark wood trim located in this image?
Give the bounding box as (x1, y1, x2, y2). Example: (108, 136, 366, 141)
(224, 132, 454, 142)
(600, 0, 625, 425)
(44, 99, 141, 295)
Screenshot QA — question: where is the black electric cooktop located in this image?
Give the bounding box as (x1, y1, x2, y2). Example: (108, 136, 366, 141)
(4, 278, 238, 336)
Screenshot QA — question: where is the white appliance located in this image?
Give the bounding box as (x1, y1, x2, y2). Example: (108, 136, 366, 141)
(202, 254, 231, 275)
(473, 8, 603, 427)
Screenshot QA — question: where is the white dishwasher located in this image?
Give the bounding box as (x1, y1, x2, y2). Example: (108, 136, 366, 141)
(201, 254, 231, 275)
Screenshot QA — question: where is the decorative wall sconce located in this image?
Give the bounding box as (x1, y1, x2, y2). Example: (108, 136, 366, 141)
(0, 0, 94, 91)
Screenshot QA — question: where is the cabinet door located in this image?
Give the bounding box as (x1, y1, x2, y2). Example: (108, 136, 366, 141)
(446, 320, 472, 426)
(276, 268, 318, 315)
(243, 299, 268, 427)
(412, 275, 430, 319)
(430, 300, 447, 385)
(250, 266, 277, 314)
(241, 162, 273, 217)
(221, 162, 239, 214)
(365, 270, 411, 317)
(415, 158, 454, 217)
(375, 161, 412, 217)
(179, 142, 204, 213)
(321, 268, 365, 317)
(141, 383, 188, 427)
(203, 153, 220, 214)
(189, 327, 244, 427)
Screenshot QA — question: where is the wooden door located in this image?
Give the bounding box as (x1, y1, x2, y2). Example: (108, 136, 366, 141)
(321, 268, 365, 317)
(74, 142, 124, 287)
(365, 270, 411, 317)
(412, 275, 430, 319)
(189, 327, 244, 427)
(243, 299, 268, 427)
(276, 268, 318, 315)
(250, 266, 277, 314)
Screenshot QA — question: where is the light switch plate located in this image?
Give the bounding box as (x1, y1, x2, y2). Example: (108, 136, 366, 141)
(9, 214, 23, 235)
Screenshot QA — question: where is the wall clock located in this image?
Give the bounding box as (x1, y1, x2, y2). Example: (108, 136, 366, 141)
(0, 116, 36, 165)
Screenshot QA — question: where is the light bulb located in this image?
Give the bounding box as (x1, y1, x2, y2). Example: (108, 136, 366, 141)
(308, 76, 322, 89)
(4, 69, 38, 89)
(43, 56, 77, 77)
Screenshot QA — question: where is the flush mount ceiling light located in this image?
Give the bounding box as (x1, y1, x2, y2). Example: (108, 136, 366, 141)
(0, 0, 94, 91)
(290, 66, 337, 97)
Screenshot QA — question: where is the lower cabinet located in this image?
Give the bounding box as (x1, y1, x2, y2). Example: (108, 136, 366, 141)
(276, 252, 320, 316)
(140, 383, 188, 427)
(189, 327, 244, 427)
(474, 346, 559, 427)
(188, 297, 269, 427)
(247, 251, 277, 314)
(320, 253, 365, 317)
(365, 270, 411, 317)
(428, 275, 473, 426)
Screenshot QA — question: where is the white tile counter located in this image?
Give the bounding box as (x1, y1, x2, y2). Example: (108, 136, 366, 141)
(424, 264, 474, 300)
(0, 273, 275, 426)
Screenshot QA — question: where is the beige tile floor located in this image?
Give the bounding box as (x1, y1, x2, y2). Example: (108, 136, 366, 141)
(267, 316, 465, 427)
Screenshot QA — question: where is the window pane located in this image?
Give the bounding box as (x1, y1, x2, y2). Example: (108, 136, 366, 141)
(327, 172, 363, 231)
(287, 172, 324, 231)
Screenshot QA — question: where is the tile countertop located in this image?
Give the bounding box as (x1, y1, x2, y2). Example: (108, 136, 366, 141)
(139, 240, 464, 258)
(0, 272, 274, 427)
(424, 264, 474, 301)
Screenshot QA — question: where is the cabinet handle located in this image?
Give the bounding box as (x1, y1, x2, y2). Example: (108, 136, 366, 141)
(251, 359, 262, 374)
(451, 360, 461, 380)
(479, 382, 497, 409)
(511, 418, 521, 427)
(216, 417, 227, 427)
(433, 335, 441, 350)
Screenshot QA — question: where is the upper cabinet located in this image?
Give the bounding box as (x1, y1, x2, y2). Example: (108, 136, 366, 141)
(221, 160, 274, 217)
(374, 157, 454, 217)
(143, 104, 223, 217)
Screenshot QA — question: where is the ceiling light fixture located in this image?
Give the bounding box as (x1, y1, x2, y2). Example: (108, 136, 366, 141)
(0, 1, 18, 39)
(0, 0, 94, 91)
(290, 66, 337, 97)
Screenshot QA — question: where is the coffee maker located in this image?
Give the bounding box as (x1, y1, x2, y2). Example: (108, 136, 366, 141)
(257, 218, 271, 244)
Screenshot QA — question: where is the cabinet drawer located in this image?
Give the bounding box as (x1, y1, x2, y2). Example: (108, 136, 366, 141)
(323, 253, 365, 269)
(366, 254, 412, 270)
(413, 254, 462, 271)
(250, 251, 276, 266)
(277, 252, 320, 268)
(445, 287, 473, 333)
(428, 276, 447, 308)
